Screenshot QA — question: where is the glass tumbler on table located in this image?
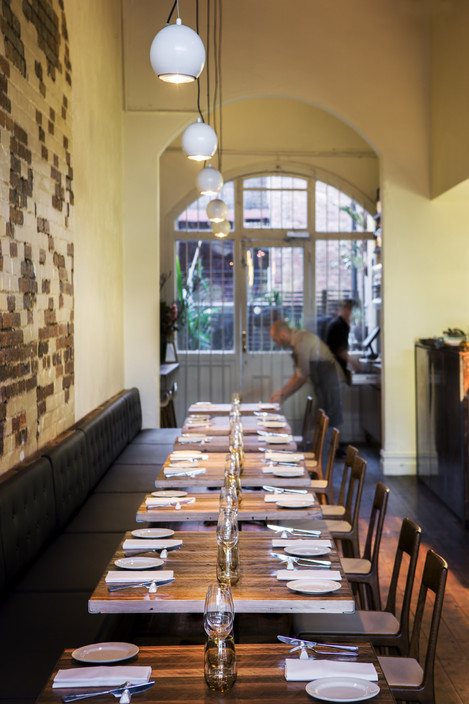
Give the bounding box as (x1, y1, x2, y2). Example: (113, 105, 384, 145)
(203, 583, 237, 692)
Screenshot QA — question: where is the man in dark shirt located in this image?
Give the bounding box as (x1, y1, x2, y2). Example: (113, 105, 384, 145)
(326, 299, 361, 384)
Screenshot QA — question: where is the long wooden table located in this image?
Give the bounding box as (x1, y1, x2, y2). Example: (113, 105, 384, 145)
(37, 643, 395, 704)
(182, 414, 292, 436)
(173, 434, 297, 452)
(89, 530, 355, 614)
(136, 492, 322, 523)
(155, 451, 312, 489)
(188, 402, 281, 415)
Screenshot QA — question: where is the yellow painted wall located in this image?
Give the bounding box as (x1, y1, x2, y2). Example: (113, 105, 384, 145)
(431, 0, 469, 196)
(65, 0, 125, 418)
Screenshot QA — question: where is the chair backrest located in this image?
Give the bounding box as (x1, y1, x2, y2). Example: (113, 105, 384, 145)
(385, 517, 422, 653)
(300, 396, 314, 451)
(343, 454, 366, 528)
(408, 549, 448, 690)
(312, 411, 329, 468)
(324, 427, 340, 481)
(362, 482, 390, 564)
(337, 445, 359, 506)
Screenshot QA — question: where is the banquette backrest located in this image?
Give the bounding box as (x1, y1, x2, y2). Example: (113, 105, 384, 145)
(0, 456, 57, 590)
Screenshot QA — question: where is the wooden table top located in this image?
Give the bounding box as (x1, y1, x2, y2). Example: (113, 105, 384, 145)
(173, 434, 297, 453)
(89, 530, 355, 614)
(182, 414, 292, 436)
(136, 491, 322, 523)
(156, 452, 312, 489)
(188, 402, 281, 415)
(37, 643, 395, 704)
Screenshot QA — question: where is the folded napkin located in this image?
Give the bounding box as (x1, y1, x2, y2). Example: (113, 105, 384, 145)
(259, 421, 287, 428)
(272, 468, 304, 476)
(272, 539, 332, 548)
(185, 421, 211, 428)
(277, 569, 341, 580)
(122, 539, 182, 550)
(145, 496, 195, 507)
(284, 659, 377, 682)
(53, 665, 152, 688)
(266, 452, 304, 461)
(264, 493, 315, 503)
(262, 466, 274, 474)
(105, 569, 173, 584)
(170, 450, 204, 458)
(258, 403, 278, 409)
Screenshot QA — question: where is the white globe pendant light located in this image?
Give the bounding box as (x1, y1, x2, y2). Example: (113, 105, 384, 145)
(206, 198, 228, 222)
(197, 165, 223, 196)
(182, 119, 217, 161)
(150, 18, 205, 84)
(212, 219, 231, 238)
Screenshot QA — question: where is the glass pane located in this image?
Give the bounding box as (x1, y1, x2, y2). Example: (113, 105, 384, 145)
(315, 181, 374, 233)
(243, 189, 307, 229)
(175, 240, 235, 352)
(176, 182, 235, 232)
(247, 246, 304, 351)
(315, 239, 368, 349)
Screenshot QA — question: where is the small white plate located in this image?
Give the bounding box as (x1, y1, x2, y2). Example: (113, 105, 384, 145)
(152, 490, 188, 498)
(273, 468, 304, 477)
(115, 557, 164, 570)
(305, 677, 380, 702)
(285, 545, 331, 557)
(286, 579, 342, 594)
(131, 528, 175, 538)
(276, 498, 315, 509)
(72, 642, 139, 664)
(264, 436, 292, 444)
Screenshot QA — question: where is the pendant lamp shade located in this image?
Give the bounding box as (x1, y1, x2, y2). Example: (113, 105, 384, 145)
(182, 119, 217, 161)
(212, 219, 231, 238)
(150, 18, 206, 84)
(206, 198, 228, 222)
(197, 166, 223, 196)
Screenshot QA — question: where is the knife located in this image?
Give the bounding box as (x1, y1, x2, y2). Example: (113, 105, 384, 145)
(271, 552, 331, 567)
(108, 577, 175, 591)
(62, 681, 155, 702)
(267, 524, 322, 536)
(263, 486, 308, 494)
(277, 635, 358, 653)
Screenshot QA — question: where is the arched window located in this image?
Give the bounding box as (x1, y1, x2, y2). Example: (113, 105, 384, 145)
(166, 173, 377, 355)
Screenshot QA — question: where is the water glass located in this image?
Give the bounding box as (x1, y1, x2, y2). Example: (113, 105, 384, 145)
(220, 483, 238, 511)
(217, 507, 239, 548)
(204, 633, 237, 692)
(203, 583, 234, 638)
(216, 542, 240, 585)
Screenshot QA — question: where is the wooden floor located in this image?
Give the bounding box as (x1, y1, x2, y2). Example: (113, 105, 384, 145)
(133, 444, 469, 704)
(354, 445, 469, 704)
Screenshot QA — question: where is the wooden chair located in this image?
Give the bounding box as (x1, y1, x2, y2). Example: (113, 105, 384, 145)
(323, 453, 367, 558)
(293, 518, 422, 657)
(305, 409, 328, 479)
(341, 482, 390, 609)
(318, 443, 358, 511)
(310, 427, 340, 505)
(378, 549, 448, 704)
(160, 381, 178, 428)
(295, 396, 314, 451)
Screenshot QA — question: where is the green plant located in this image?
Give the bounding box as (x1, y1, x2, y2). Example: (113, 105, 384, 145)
(176, 249, 219, 351)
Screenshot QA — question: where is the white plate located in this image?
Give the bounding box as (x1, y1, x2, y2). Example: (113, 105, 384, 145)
(115, 557, 164, 570)
(276, 498, 315, 509)
(284, 545, 331, 557)
(171, 450, 203, 456)
(264, 436, 292, 444)
(261, 421, 287, 428)
(131, 528, 175, 538)
(152, 490, 188, 498)
(286, 579, 342, 594)
(305, 677, 380, 702)
(72, 642, 139, 664)
(273, 468, 304, 477)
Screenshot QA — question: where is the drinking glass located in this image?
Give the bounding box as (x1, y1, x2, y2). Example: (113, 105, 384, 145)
(219, 483, 238, 511)
(217, 507, 239, 548)
(216, 542, 240, 585)
(204, 633, 237, 692)
(203, 583, 234, 638)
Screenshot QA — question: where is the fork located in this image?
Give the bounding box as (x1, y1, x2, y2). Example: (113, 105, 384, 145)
(271, 552, 331, 567)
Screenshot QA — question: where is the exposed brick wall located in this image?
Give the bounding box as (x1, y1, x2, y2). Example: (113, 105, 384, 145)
(0, 0, 73, 472)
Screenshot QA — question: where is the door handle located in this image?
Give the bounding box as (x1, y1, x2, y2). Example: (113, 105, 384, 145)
(242, 330, 247, 353)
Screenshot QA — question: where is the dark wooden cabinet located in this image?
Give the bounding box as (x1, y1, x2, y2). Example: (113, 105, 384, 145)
(415, 341, 469, 524)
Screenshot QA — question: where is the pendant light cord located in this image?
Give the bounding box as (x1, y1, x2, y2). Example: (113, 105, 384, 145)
(166, 0, 179, 24)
